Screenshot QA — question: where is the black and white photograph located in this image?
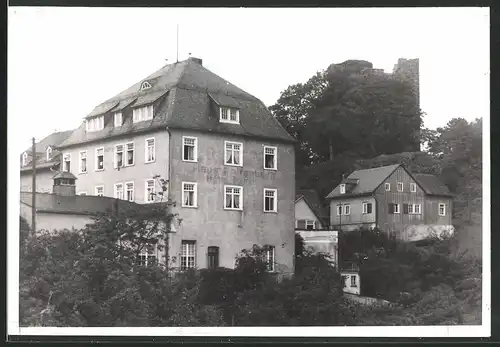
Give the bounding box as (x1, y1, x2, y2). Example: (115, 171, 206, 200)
(8, 6, 489, 337)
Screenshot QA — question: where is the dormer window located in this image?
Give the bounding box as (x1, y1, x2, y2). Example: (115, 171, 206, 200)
(340, 184, 346, 194)
(86, 115, 104, 132)
(133, 105, 154, 123)
(140, 81, 152, 91)
(114, 112, 123, 127)
(46, 147, 52, 161)
(22, 152, 28, 166)
(219, 106, 239, 124)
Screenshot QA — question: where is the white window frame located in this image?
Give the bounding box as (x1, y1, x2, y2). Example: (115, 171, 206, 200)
(181, 240, 196, 270)
(397, 182, 404, 192)
(224, 141, 243, 167)
(78, 150, 88, 174)
(145, 137, 156, 163)
(114, 112, 123, 127)
(224, 185, 243, 210)
(305, 220, 316, 230)
(340, 184, 346, 194)
(265, 246, 275, 272)
(95, 147, 104, 171)
(343, 204, 351, 216)
(46, 147, 52, 161)
(410, 183, 417, 192)
(138, 242, 158, 267)
(138, 244, 157, 267)
(351, 275, 358, 287)
(140, 81, 152, 90)
(362, 202, 372, 214)
(63, 153, 71, 172)
(263, 146, 277, 170)
(95, 185, 104, 197)
(182, 182, 198, 208)
(393, 203, 400, 214)
(439, 203, 446, 216)
(219, 106, 240, 124)
(114, 144, 124, 168)
(86, 116, 104, 132)
(132, 105, 154, 123)
(385, 183, 391, 191)
(413, 204, 421, 214)
(182, 136, 198, 162)
(145, 179, 156, 203)
(337, 204, 342, 216)
(263, 188, 277, 213)
(22, 152, 28, 166)
(125, 142, 135, 166)
(408, 204, 414, 214)
(125, 181, 135, 202)
(114, 182, 124, 200)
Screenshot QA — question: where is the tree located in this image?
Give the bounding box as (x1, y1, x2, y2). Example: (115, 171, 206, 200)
(19, 176, 225, 327)
(270, 71, 329, 168)
(427, 118, 482, 222)
(231, 245, 352, 326)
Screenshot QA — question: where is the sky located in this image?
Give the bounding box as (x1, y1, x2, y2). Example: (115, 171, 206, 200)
(8, 7, 489, 153)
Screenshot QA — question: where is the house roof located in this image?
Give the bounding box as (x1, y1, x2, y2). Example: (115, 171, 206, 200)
(326, 164, 401, 199)
(413, 173, 453, 197)
(295, 189, 329, 226)
(20, 192, 166, 216)
(52, 171, 77, 180)
(20, 130, 74, 172)
(22, 130, 74, 154)
(59, 58, 295, 148)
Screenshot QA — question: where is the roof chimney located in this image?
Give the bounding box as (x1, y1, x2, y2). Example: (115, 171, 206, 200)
(188, 57, 202, 66)
(52, 171, 77, 196)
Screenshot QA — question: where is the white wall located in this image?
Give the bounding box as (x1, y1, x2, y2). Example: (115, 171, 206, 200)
(341, 271, 361, 295)
(295, 198, 323, 228)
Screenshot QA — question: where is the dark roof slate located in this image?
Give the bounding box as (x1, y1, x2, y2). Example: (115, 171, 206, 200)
(59, 58, 295, 148)
(22, 130, 74, 154)
(326, 164, 401, 199)
(21, 130, 74, 172)
(413, 173, 453, 197)
(52, 171, 77, 180)
(296, 189, 329, 226)
(87, 101, 119, 118)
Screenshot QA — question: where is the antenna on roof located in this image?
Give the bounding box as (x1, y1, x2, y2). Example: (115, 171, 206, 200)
(176, 24, 179, 63)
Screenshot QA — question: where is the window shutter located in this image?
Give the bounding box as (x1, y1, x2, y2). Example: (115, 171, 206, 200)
(296, 220, 306, 229)
(367, 203, 372, 214)
(403, 204, 409, 214)
(388, 203, 394, 214)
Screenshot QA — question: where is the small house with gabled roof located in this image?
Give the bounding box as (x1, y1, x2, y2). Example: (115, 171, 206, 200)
(56, 57, 296, 275)
(295, 189, 329, 230)
(326, 164, 453, 241)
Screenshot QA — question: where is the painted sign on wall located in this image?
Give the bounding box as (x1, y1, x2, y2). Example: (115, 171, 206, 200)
(198, 165, 276, 184)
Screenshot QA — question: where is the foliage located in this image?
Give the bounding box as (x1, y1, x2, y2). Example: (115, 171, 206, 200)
(19, 176, 225, 327)
(338, 227, 482, 324)
(230, 245, 353, 326)
(271, 59, 421, 168)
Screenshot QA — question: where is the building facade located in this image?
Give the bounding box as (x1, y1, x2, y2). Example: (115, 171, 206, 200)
(326, 164, 454, 241)
(294, 189, 338, 267)
(20, 130, 73, 193)
(294, 189, 329, 230)
(57, 57, 296, 274)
